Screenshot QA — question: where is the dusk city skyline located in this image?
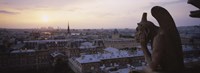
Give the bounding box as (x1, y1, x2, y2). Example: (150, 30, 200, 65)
(0, 0, 200, 73)
(0, 0, 200, 29)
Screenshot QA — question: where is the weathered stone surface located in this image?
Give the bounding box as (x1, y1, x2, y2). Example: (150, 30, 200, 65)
(188, 0, 200, 18)
(135, 6, 184, 73)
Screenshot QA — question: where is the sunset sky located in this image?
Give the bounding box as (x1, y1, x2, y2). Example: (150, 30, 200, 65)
(0, 0, 199, 29)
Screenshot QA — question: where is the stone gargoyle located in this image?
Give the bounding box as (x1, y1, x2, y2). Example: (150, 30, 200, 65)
(135, 6, 184, 73)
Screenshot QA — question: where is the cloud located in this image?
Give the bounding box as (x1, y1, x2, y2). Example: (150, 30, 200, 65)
(150, 0, 186, 6)
(0, 0, 90, 11)
(0, 10, 19, 15)
(0, 0, 198, 29)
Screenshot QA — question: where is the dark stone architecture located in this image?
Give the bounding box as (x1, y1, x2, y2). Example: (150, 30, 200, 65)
(188, 0, 200, 18)
(135, 6, 184, 73)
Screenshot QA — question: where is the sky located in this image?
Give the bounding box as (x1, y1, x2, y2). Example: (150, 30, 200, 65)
(0, 0, 199, 29)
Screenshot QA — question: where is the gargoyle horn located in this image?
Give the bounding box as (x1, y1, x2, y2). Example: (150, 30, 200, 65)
(138, 12, 147, 25)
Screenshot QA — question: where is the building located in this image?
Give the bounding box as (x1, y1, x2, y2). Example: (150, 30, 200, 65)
(68, 47, 145, 73)
(67, 41, 105, 58)
(102, 38, 136, 49)
(0, 49, 52, 72)
(111, 29, 120, 39)
(67, 21, 71, 35)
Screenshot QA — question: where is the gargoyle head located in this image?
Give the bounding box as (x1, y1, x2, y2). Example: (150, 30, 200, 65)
(135, 13, 157, 44)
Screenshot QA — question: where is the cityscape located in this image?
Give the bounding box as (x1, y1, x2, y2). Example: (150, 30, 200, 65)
(0, 0, 200, 73)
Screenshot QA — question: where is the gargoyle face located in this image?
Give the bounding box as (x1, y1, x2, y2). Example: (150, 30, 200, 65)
(135, 22, 149, 43)
(135, 13, 156, 44)
(136, 13, 148, 43)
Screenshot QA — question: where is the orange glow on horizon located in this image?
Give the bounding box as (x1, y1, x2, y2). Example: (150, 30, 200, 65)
(0, 0, 199, 29)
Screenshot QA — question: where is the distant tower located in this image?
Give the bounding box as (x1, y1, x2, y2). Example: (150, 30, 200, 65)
(112, 29, 120, 39)
(67, 21, 71, 35)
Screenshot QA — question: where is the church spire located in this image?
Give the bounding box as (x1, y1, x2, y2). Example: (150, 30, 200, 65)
(67, 21, 71, 35)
